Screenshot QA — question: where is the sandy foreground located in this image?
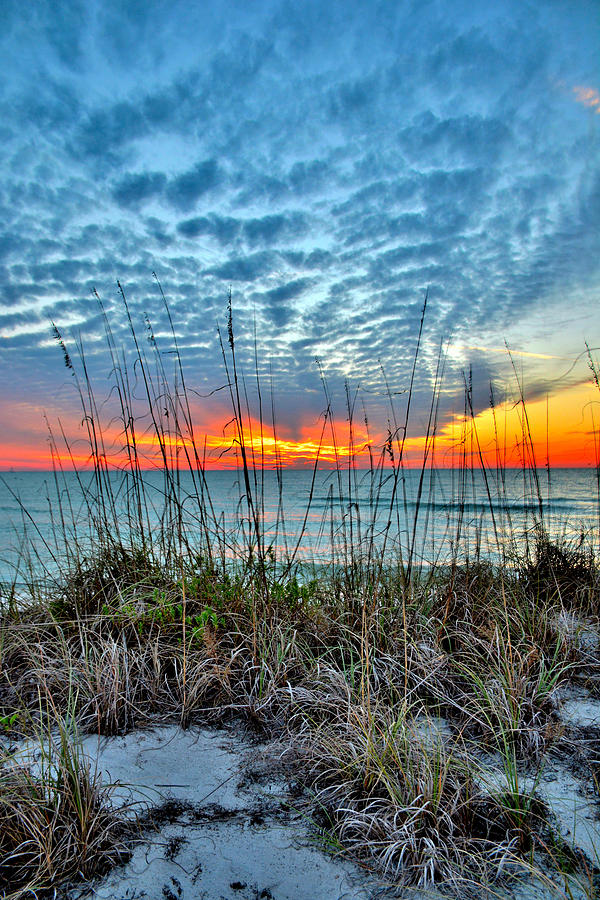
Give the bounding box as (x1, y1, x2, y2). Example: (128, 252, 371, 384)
(6, 688, 600, 900)
(57, 725, 399, 900)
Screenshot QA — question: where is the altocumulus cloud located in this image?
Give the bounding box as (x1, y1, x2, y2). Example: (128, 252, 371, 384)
(0, 0, 597, 442)
(112, 172, 167, 208)
(165, 160, 222, 211)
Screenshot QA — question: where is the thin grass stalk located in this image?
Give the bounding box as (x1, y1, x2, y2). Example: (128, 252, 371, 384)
(269, 365, 289, 564)
(506, 343, 544, 524)
(75, 335, 121, 544)
(586, 342, 600, 550)
(51, 324, 114, 551)
(253, 320, 266, 562)
(380, 289, 428, 585)
(117, 282, 178, 516)
(406, 337, 446, 583)
(279, 411, 328, 581)
(94, 292, 150, 555)
(153, 274, 210, 482)
(316, 361, 349, 582)
(463, 369, 502, 560)
(217, 291, 265, 589)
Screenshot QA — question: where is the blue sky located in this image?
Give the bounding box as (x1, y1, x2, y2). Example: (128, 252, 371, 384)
(0, 0, 598, 465)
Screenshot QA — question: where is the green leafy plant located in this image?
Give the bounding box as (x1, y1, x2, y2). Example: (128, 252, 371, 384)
(0, 711, 19, 732)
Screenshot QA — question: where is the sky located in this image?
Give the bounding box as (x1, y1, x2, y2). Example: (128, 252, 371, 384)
(0, 0, 599, 470)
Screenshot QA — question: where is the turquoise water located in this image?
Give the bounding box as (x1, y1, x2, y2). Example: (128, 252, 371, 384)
(0, 467, 598, 590)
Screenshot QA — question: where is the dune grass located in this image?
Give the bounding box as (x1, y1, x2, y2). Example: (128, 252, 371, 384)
(1, 287, 600, 898)
(0, 710, 130, 899)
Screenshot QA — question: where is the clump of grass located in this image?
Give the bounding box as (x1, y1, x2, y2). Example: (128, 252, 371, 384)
(521, 528, 600, 610)
(49, 543, 165, 620)
(303, 704, 548, 890)
(0, 716, 129, 898)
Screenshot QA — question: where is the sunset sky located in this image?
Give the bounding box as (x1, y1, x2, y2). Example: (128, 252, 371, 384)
(0, 0, 598, 470)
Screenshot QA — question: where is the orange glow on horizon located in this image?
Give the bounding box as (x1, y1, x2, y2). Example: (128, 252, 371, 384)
(431, 380, 600, 469)
(0, 380, 599, 471)
(125, 415, 375, 469)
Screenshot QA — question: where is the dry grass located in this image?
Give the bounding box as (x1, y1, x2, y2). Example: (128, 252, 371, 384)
(2, 547, 599, 896)
(0, 716, 129, 898)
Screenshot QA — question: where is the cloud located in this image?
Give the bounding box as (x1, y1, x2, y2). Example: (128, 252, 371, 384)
(467, 345, 561, 361)
(72, 100, 149, 160)
(165, 159, 221, 210)
(0, 233, 27, 264)
(112, 171, 167, 208)
(19, 78, 81, 130)
(243, 212, 307, 246)
(0, 0, 598, 457)
(399, 111, 511, 166)
(144, 216, 173, 247)
(572, 85, 600, 114)
(177, 215, 241, 243)
(252, 277, 313, 327)
(207, 251, 278, 282)
(288, 159, 330, 194)
(328, 72, 380, 121)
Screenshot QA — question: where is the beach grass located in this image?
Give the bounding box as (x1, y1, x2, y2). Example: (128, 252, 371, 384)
(1, 289, 600, 898)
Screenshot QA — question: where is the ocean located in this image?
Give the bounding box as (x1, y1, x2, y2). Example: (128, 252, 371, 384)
(0, 467, 598, 592)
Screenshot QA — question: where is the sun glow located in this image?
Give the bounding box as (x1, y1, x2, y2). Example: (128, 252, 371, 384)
(127, 416, 374, 469)
(431, 380, 600, 469)
(1, 378, 599, 471)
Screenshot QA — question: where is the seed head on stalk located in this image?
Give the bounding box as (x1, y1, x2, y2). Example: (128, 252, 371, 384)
(227, 285, 234, 351)
(51, 322, 73, 371)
